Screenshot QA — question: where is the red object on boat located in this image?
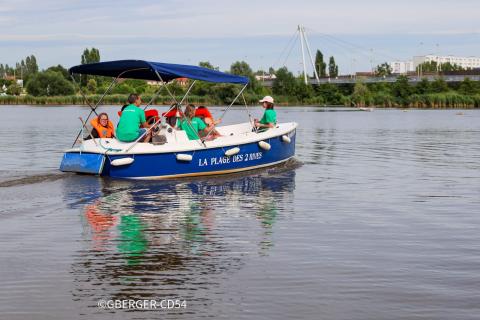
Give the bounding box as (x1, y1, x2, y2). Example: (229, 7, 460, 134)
(118, 109, 159, 121)
(194, 107, 212, 119)
(162, 109, 183, 118)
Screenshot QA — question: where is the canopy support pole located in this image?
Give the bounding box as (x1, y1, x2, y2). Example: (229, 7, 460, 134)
(142, 82, 167, 110)
(203, 83, 248, 141)
(142, 76, 196, 110)
(241, 92, 257, 133)
(152, 71, 203, 144)
(70, 75, 98, 117)
(126, 75, 203, 152)
(179, 80, 196, 105)
(70, 76, 118, 147)
(71, 67, 150, 147)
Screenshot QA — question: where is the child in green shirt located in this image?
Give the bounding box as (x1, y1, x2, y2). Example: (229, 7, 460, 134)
(254, 96, 277, 132)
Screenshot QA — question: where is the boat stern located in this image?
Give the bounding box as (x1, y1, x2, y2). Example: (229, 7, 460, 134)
(60, 151, 106, 175)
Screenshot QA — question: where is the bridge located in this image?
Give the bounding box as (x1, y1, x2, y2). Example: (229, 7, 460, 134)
(260, 74, 480, 87)
(269, 25, 480, 88)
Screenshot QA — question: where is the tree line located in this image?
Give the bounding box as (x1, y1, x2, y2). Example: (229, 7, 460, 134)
(1, 48, 480, 108)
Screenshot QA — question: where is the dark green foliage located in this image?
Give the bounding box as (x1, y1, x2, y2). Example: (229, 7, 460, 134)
(458, 78, 478, 95)
(294, 78, 314, 102)
(209, 84, 238, 104)
(415, 78, 431, 94)
(392, 75, 413, 106)
(352, 81, 372, 107)
(440, 62, 464, 72)
(417, 61, 438, 73)
(230, 61, 261, 93)
(80, 48, 101, 87)
(86, 79, 97, 94)
(191, 81, 215, 96)
(7, 83, 22, 96)
(46, 65, 70, 82)
(430, 78, 449, 93)
(314, 50, 327, 77)
(199, 61, 218, 70)
(328, 56, 338, 77)
(124, 79, 148, 94)
(0, 79, 13, 88)
(316, 83, 345, 105)
(375, 62, 392, 77)
(81, 48, 100, 65)
(1, 55, 39, 85)
(417, 61, 464, 73)
(272, 67, 297, 96)
(26, 71, 75, 96)
(110, 82, 134, 95)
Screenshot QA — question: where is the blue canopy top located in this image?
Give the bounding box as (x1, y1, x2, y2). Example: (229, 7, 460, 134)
(69, 60, 249, 84)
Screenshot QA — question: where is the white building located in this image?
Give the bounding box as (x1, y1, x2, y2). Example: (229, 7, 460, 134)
(413, 55, 480, 70)
(389, 61, 415, 74)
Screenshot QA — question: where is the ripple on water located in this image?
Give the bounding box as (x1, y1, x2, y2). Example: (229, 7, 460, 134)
(1, 107, 480, 319)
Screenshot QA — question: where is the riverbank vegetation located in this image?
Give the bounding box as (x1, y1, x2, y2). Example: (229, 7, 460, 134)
(1, 49, 480, 108)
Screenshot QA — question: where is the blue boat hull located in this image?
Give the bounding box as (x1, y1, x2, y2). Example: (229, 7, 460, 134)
(62, 130, 296, 179)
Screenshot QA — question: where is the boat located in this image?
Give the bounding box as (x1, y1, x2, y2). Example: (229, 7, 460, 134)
(60, 60, 297, 179)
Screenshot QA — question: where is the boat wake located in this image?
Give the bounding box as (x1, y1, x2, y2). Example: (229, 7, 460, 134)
(0, 172, 67, 188)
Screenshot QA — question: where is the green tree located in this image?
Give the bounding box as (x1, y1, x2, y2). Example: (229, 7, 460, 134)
(46, 65, 70, 82)
(415, 78, 431, 94)
(352, 81, 371, 107)
(294, 77, 314, 102)
(210, 84, 238, 103)
(375, 62, 392, 77)
(392, 75, 413, 106)
(230, 61, 253, 76)
(111, 82, 134, 94)
(230, 60, 261, 93)
(87, 79, 97, 94)
(316, 83, 345, 105)
(7, 83, 22, 96)
(80, 48, 101, 86)
(328, 56, 338, 77)
(458, 78, 478, 95)
(440, 62, 464, 72)
(81, 48, 100, 65)
(9, 55, 39, 85)
(25, 55, 39, 74)
(272, 67, 297, 96)
(3, 64, 13, 76)
(430, 78, 449, 93)
(199, 61, 218, 70)
(417, 61, 438, 73)
(26, 71, 75, 96)
(315, 50, 327, 77)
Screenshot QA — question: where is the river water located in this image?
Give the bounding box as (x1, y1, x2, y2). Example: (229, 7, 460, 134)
(0, 105, 479, 320)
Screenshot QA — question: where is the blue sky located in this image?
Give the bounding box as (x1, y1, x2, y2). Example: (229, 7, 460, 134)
(1, 0, 479, 74)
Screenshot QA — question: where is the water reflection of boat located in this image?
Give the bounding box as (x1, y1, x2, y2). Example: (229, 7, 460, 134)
(67, 168, 296, 303)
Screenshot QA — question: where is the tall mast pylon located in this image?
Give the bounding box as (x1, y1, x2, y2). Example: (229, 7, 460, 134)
(298, 25, 320, 85)
(298, 25, 308, 85)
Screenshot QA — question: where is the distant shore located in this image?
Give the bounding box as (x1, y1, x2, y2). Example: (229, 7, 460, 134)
(1, 94, 479, 109)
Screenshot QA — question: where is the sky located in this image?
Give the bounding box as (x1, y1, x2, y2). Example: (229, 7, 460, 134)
(0, 0, 479, 74)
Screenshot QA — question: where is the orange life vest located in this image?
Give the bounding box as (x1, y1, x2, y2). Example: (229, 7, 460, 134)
(90, 117, 115, 138)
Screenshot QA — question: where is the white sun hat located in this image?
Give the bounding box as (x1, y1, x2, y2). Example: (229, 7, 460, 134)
(259, 96, 274, 103)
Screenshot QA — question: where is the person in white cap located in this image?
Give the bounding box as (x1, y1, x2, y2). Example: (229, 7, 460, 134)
(254, 96, 277, 131)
